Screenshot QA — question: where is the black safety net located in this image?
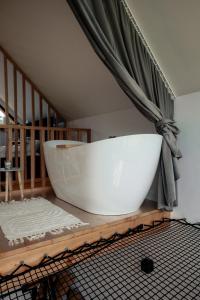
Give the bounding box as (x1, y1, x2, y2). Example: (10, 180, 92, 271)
(0, 219, 200, 300)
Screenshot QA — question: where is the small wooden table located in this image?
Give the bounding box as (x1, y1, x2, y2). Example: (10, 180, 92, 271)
(0, 168, 24, 202)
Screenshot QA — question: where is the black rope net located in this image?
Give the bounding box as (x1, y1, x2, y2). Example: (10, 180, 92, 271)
(1, 219, 200, 300)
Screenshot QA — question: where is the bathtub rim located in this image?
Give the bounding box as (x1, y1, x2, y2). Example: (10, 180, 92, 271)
(44, 133, 163, 150)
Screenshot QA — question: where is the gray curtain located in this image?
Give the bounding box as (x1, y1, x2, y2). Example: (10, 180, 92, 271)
(67, 0, 181, 210)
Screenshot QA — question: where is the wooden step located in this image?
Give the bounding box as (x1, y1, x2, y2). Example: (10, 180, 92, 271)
(0, 200, 170, 276)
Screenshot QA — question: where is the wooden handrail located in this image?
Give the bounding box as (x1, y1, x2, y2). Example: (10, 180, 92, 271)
(3, 55, 9, 125)
(0, 124, 91, 133)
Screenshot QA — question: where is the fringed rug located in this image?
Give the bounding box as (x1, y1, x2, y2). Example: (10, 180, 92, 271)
(0, 197, 88, 246)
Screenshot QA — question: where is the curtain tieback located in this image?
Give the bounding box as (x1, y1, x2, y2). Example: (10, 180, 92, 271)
(155, 118, 182, 159)
(156, 118, 179, 135)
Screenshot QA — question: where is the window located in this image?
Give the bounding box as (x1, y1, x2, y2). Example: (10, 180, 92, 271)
(0, 109, 5, 124)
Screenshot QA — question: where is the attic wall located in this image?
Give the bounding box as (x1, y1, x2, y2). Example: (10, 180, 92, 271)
(174, 91, 200, 222)
(69, 107, 155, 141)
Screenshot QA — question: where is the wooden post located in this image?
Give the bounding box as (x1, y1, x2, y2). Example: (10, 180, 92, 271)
(22, 77, 26, 125)
(14, 129, 19, 168)
(50, 129, 54, 140)
(31, 87, 35, 126)
(24, 128, 27, 180)
(4, 56, 9, 125)
(87, 129, 91, 143)
(30, 129, 35, 190)
(48, 104, 51, 128)
(13, 68, 19, 168)
(5, 171, 9, 202)
(40, 129, 46, 187)
(4, 57, 9, 162)
(39, 95, 43, 127)
(59, 131, 64, 140)
(77, 129, 81, 141)
(55, 112, 58, 127)
(13, 68, 18, 124)
(20, 128, 25, 192)
(17, 170, 24, 200)
(8, 127, 13, 163)
(67, 128, 71, 140)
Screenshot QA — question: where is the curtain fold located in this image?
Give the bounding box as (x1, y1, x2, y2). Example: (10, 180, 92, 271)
(67, 0, 181, 210)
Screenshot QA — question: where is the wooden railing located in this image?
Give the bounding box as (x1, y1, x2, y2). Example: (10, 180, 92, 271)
(0, 46, 92, 196)
(0, 125, 91, 194)
(0, 45, 66, 127)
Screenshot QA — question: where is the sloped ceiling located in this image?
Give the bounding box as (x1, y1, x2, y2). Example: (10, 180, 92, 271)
(127, 0, 200, 97)
(0, 0, 133, 120)
(0, 0, 199, 121)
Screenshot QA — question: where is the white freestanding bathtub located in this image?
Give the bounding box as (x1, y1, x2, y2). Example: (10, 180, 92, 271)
(44, 134, 162, 215)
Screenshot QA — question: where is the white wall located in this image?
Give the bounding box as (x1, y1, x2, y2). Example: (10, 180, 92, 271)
(69, 106, 155, 141)
(174, 91, 200, 222)
(69, 106, 157, 202)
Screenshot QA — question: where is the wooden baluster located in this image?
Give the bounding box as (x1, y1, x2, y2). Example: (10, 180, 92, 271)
(40, 129, 46, 187)
(77, 129, 81, 141)
(47, 105, 51, 140)
(0, 45, 62, 128)
(22, 77, 26, 125)
(63, 130, 67, 140)
(67, 129, 71, 140)
(14, 130, 19, 168)
(4, 56, 9, 125)
(22, 81, 27, 184)
(13, 68, 18, 124)
(39, 95, 43, 127)
(7, 128, 13, 200)
(20, 128, 25, 192)
(24, 128, 27, 181)
(30, 129, 35, 190)
(48, 104, 51, 128)
(59, 130, 64, 140)
(31, 86, 35, 126)
(8, 127, 13, 162)
(4, 57, 9, 161)
(55, 112, 58, 128)
(87, 129, 91, 143)
(13, 68, 18, 168)
(51, 129, 54, 140)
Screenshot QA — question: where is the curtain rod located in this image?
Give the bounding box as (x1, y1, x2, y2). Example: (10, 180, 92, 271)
(121, 0, 176, 99)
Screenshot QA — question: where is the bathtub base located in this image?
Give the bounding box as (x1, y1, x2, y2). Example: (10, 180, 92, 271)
(56, 194, 145, 215)
(0, 191, 170, 276)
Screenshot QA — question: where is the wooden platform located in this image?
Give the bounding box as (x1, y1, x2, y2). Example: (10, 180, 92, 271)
(0, 191, 170, 276)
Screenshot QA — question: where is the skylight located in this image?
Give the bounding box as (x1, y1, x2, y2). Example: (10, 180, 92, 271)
(0, 110, 5, 118)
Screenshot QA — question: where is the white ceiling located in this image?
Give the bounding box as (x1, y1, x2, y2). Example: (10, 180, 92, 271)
(127, 0, 200, 97)
(0, 0, 133, 120)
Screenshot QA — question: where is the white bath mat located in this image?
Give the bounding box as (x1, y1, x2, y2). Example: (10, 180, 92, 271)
(0, 197, 88, 246)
